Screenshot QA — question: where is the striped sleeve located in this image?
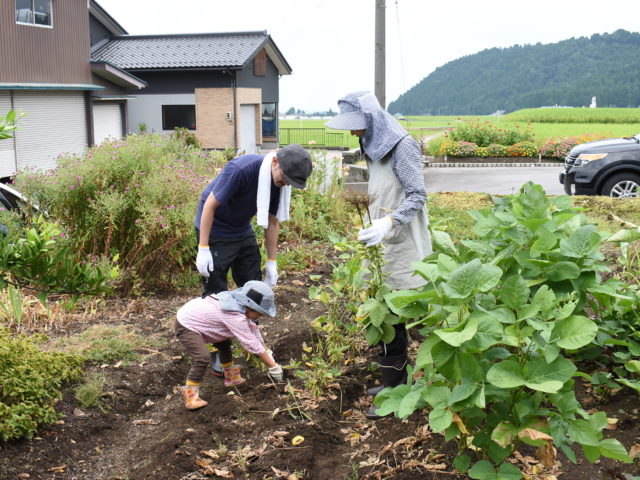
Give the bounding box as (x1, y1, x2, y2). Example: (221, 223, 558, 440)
(389, 136, 427, 225)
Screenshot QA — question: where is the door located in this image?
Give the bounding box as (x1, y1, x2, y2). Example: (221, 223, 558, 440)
(13, 91, 87, 172)
(239, 104, 257, 154)
(93, 102, 123, 145)
(0, 92, 17, 177)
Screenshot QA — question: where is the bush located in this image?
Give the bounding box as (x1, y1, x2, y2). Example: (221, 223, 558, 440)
(505, 140, 539, 157)
(449, 121, 535, 147)
(438, 139, 477, 157)
(487, 143, 508, 157)
(0, 330, 83, 440)
(16, 134, 226, 291)
(540, 135, 605, 160)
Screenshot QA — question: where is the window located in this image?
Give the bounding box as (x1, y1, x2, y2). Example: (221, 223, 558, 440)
(262, 103, 277, 139)
(16, 0, 52, 27)
(162, 105, 196, 131)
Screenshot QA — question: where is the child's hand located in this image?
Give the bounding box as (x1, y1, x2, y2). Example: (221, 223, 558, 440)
(268, 364, 283, 382)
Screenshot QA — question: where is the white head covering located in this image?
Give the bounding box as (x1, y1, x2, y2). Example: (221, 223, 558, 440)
(324, 91, 408, 162)
(217, 280, 276, 317)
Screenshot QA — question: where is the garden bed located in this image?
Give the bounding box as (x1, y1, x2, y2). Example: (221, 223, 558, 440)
(1, 243, 639, 480)
(431, 156, 563, 164)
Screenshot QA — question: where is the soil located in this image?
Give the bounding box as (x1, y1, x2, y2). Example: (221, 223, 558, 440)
(1, 258, 639, 480)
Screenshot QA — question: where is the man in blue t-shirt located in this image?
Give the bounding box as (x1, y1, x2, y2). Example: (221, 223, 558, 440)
(194, 144, 312, 295)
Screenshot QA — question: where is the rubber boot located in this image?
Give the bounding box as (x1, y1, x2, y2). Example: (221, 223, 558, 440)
(210, 350, 223, 378)
(223, 364, 246, 387)
(366, 354, 408, 420)
(181, 385, 208, 410)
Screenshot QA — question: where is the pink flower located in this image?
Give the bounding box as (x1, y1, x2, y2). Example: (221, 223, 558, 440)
(69, 185, 75, 190)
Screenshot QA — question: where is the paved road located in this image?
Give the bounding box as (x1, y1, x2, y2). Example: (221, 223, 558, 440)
(424, 166, 566, 195)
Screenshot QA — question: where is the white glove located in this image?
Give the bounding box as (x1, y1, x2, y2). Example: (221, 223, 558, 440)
(357, 216, 394, 247)
(268, 364, 283, 382)
(196, 245, 214, 277)
(265, 260, 278, 287)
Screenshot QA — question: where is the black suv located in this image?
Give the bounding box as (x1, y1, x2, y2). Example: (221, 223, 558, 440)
(559, 134, 640, 197)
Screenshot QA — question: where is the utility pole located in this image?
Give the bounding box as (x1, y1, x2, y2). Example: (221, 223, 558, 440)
(375, 0, 385, 108)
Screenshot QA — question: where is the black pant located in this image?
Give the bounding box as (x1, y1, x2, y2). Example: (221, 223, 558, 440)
(379, 324, 408, 357)
(196, 230, 261, 295)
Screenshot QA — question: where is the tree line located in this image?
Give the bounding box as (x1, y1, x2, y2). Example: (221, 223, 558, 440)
(388, 29, 640, 116)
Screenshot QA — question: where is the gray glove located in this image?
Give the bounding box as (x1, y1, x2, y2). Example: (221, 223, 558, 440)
(268, 364, 283, 382)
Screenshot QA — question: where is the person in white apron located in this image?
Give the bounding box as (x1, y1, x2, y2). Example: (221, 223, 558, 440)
(326, 91, 432, 419)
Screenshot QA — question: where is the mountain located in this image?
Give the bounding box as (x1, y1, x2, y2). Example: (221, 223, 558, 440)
(388, 29, 640, 116)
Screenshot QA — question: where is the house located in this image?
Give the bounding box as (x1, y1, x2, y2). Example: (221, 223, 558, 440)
(0, 0, 291, 179)
(91, 31, 291, 153)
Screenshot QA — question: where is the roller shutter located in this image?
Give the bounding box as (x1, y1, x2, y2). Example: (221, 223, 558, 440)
(13, 92, 87, 172)
(0, 92, 17, 177)
(93, 102, 123, 145)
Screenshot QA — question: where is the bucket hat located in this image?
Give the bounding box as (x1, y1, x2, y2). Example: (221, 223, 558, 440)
(277, 144, 313, 189)
(230, 280, 276, 317)
(324, 91, 369, 130)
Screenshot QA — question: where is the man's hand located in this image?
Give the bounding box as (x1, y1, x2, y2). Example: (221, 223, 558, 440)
(268, 364, 283, 382)
(358, 216, 394, 247)
(265, 260, 278, 287)
(196, 246, 214, 277)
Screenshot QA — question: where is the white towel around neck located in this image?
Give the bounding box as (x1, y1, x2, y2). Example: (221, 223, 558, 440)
(256, 151, 291, 228)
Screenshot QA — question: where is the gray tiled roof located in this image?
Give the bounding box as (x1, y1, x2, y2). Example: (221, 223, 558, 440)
(91, 32, 268, 70)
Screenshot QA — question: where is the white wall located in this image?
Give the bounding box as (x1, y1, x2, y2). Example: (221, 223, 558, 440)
(126, 93, 195, 134)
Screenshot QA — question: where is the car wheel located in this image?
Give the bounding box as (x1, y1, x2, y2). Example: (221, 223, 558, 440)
(601, 173, 640, 198)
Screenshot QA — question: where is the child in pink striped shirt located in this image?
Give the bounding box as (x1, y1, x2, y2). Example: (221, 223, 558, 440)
(175, 280, 283, 410)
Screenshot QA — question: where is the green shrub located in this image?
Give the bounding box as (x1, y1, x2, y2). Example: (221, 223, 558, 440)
(173, 127, 201, 148)
(16, 134, 226, 291)
(0, 216, 118, 297)
(486, 143, 508, 157)
(0, 330, 83, 441)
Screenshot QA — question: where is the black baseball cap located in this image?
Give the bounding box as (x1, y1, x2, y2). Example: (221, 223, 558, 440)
(277, 144, 313, 189)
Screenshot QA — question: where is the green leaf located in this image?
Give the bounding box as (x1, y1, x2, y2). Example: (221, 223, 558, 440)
(449, 380, 477, 405)
(464, 312, 502, 351)
(500, 275, 530, 310)
(365, 325, 382, 345)
(547, 261, 581, 281)
(443, 259, 483, 298)
(625, 360, 640, 373)
(432, 229, 458, 255)
(525, 356, 576, 393)
(582, 444, 601, 463)
(489, 441, 514, 464)
(487, 360, 525, 389)
(380, 323, 396, 344)
(559, 225, 601, 258)
(468, 460, 496, 480)
(549, 315, 598, 349)
(607, 228, 640, 243)
(598, 438, 632, 462)
(568, 419, 601, 446)
(422, 385, 451, 408)
(397, 389, 423, 419)
(453, 455, 471, 473)
(411, 262, 440, 282)
(476, 264, 503, 292)
(429, 406, 453, 432)
(531, 285, 555, 313)
(435, 316, 479, 347)
(496, 462, 522, 480)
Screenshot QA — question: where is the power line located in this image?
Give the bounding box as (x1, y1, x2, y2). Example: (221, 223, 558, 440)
(280, 0, 326, 49)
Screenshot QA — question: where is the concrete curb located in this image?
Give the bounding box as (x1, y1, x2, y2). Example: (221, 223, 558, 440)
(426, 162, 562, 168)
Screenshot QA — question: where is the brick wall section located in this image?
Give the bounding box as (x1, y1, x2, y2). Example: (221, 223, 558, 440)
(195, 88, 234, 149)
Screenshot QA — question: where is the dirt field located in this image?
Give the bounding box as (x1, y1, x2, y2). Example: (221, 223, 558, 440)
(1, 258, 639, 480)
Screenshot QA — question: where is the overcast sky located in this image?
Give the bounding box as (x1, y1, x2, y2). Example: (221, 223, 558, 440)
(96, 0, 640, 113)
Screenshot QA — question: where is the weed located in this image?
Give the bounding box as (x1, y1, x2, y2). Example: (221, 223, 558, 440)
(75, 372, 106, 409)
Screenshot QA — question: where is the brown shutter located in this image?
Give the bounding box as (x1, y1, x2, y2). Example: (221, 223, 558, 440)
(253, 50, 266, 77)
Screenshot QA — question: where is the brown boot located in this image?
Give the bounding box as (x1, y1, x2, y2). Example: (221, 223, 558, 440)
(181, 385, 208, 410)
(223, 364, 246, 387)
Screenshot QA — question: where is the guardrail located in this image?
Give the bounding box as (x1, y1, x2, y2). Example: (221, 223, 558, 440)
(279, 128, 346, 149)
